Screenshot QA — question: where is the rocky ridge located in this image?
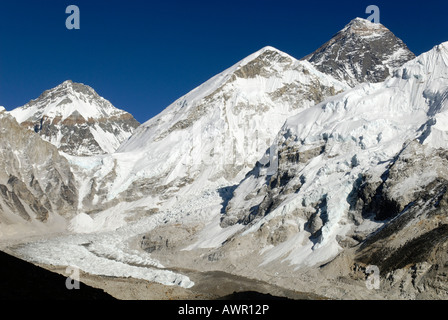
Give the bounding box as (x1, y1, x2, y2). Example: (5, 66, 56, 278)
(0, 109, 78, 237)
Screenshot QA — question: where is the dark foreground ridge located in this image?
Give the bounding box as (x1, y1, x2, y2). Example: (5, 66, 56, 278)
(0, 250, 115, 300)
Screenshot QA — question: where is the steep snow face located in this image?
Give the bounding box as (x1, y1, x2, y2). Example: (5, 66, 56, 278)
(220, 41, 448, 268)
(105, 47, 347, 208)
(304, 18, 415, 87)
(10, 81, 140, 156)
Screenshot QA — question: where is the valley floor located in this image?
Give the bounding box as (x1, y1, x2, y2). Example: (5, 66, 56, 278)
(0, 232, 323, 300)
(36, 264, 321, 300)
(1, 187, 444, 301)
(1, 228, 443, 301)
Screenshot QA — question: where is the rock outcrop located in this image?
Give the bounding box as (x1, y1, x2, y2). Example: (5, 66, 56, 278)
(0, 109, 78, 235)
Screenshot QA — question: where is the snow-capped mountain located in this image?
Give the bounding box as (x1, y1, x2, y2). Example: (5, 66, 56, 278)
(3, 18, 448, 300)
(75, 46, 348, 213)
(213, 42, 448, 297)
(10, 80, 140, 156)
(303, 18, 416, 87)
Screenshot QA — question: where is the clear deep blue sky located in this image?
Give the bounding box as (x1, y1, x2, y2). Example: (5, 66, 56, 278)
(1, 0, 447, 124)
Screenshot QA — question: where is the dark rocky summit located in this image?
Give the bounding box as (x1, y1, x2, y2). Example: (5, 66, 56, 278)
(303, 18, 416, 87)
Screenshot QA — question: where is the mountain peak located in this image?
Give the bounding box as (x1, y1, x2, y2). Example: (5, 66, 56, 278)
(303, 18, 415, 87)
(256, 46, 287, 55)
(118, 42, 347, 188)
(53, 79, 76, 91)
(436, 41, 448, 55)
(154, 45, 301, 114)
(234, 45, 295, 71)
(14, 81, 120, 123)
(10, 81, 140, 156)
(348, 17, 381, 25)
(51, 80, 97, 99)
(340, 18, 388, 39)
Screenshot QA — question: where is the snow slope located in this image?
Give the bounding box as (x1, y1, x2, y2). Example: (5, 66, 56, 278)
(103, 47, 347, 206)
(58, 46, 349, 218)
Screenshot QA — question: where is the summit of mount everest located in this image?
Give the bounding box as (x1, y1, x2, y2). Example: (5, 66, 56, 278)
(304, 18, 416, 87)
(2, 17, 448, 300)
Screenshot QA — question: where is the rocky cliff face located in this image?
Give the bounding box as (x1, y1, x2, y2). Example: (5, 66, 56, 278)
(10, 80, 140, 157)
(352, 141, 448, 298)
(303, 18, 416, 87)
(0, 109, 78, 237)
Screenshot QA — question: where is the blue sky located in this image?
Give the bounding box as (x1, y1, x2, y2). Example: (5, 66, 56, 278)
(0, 0, 447, 123)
